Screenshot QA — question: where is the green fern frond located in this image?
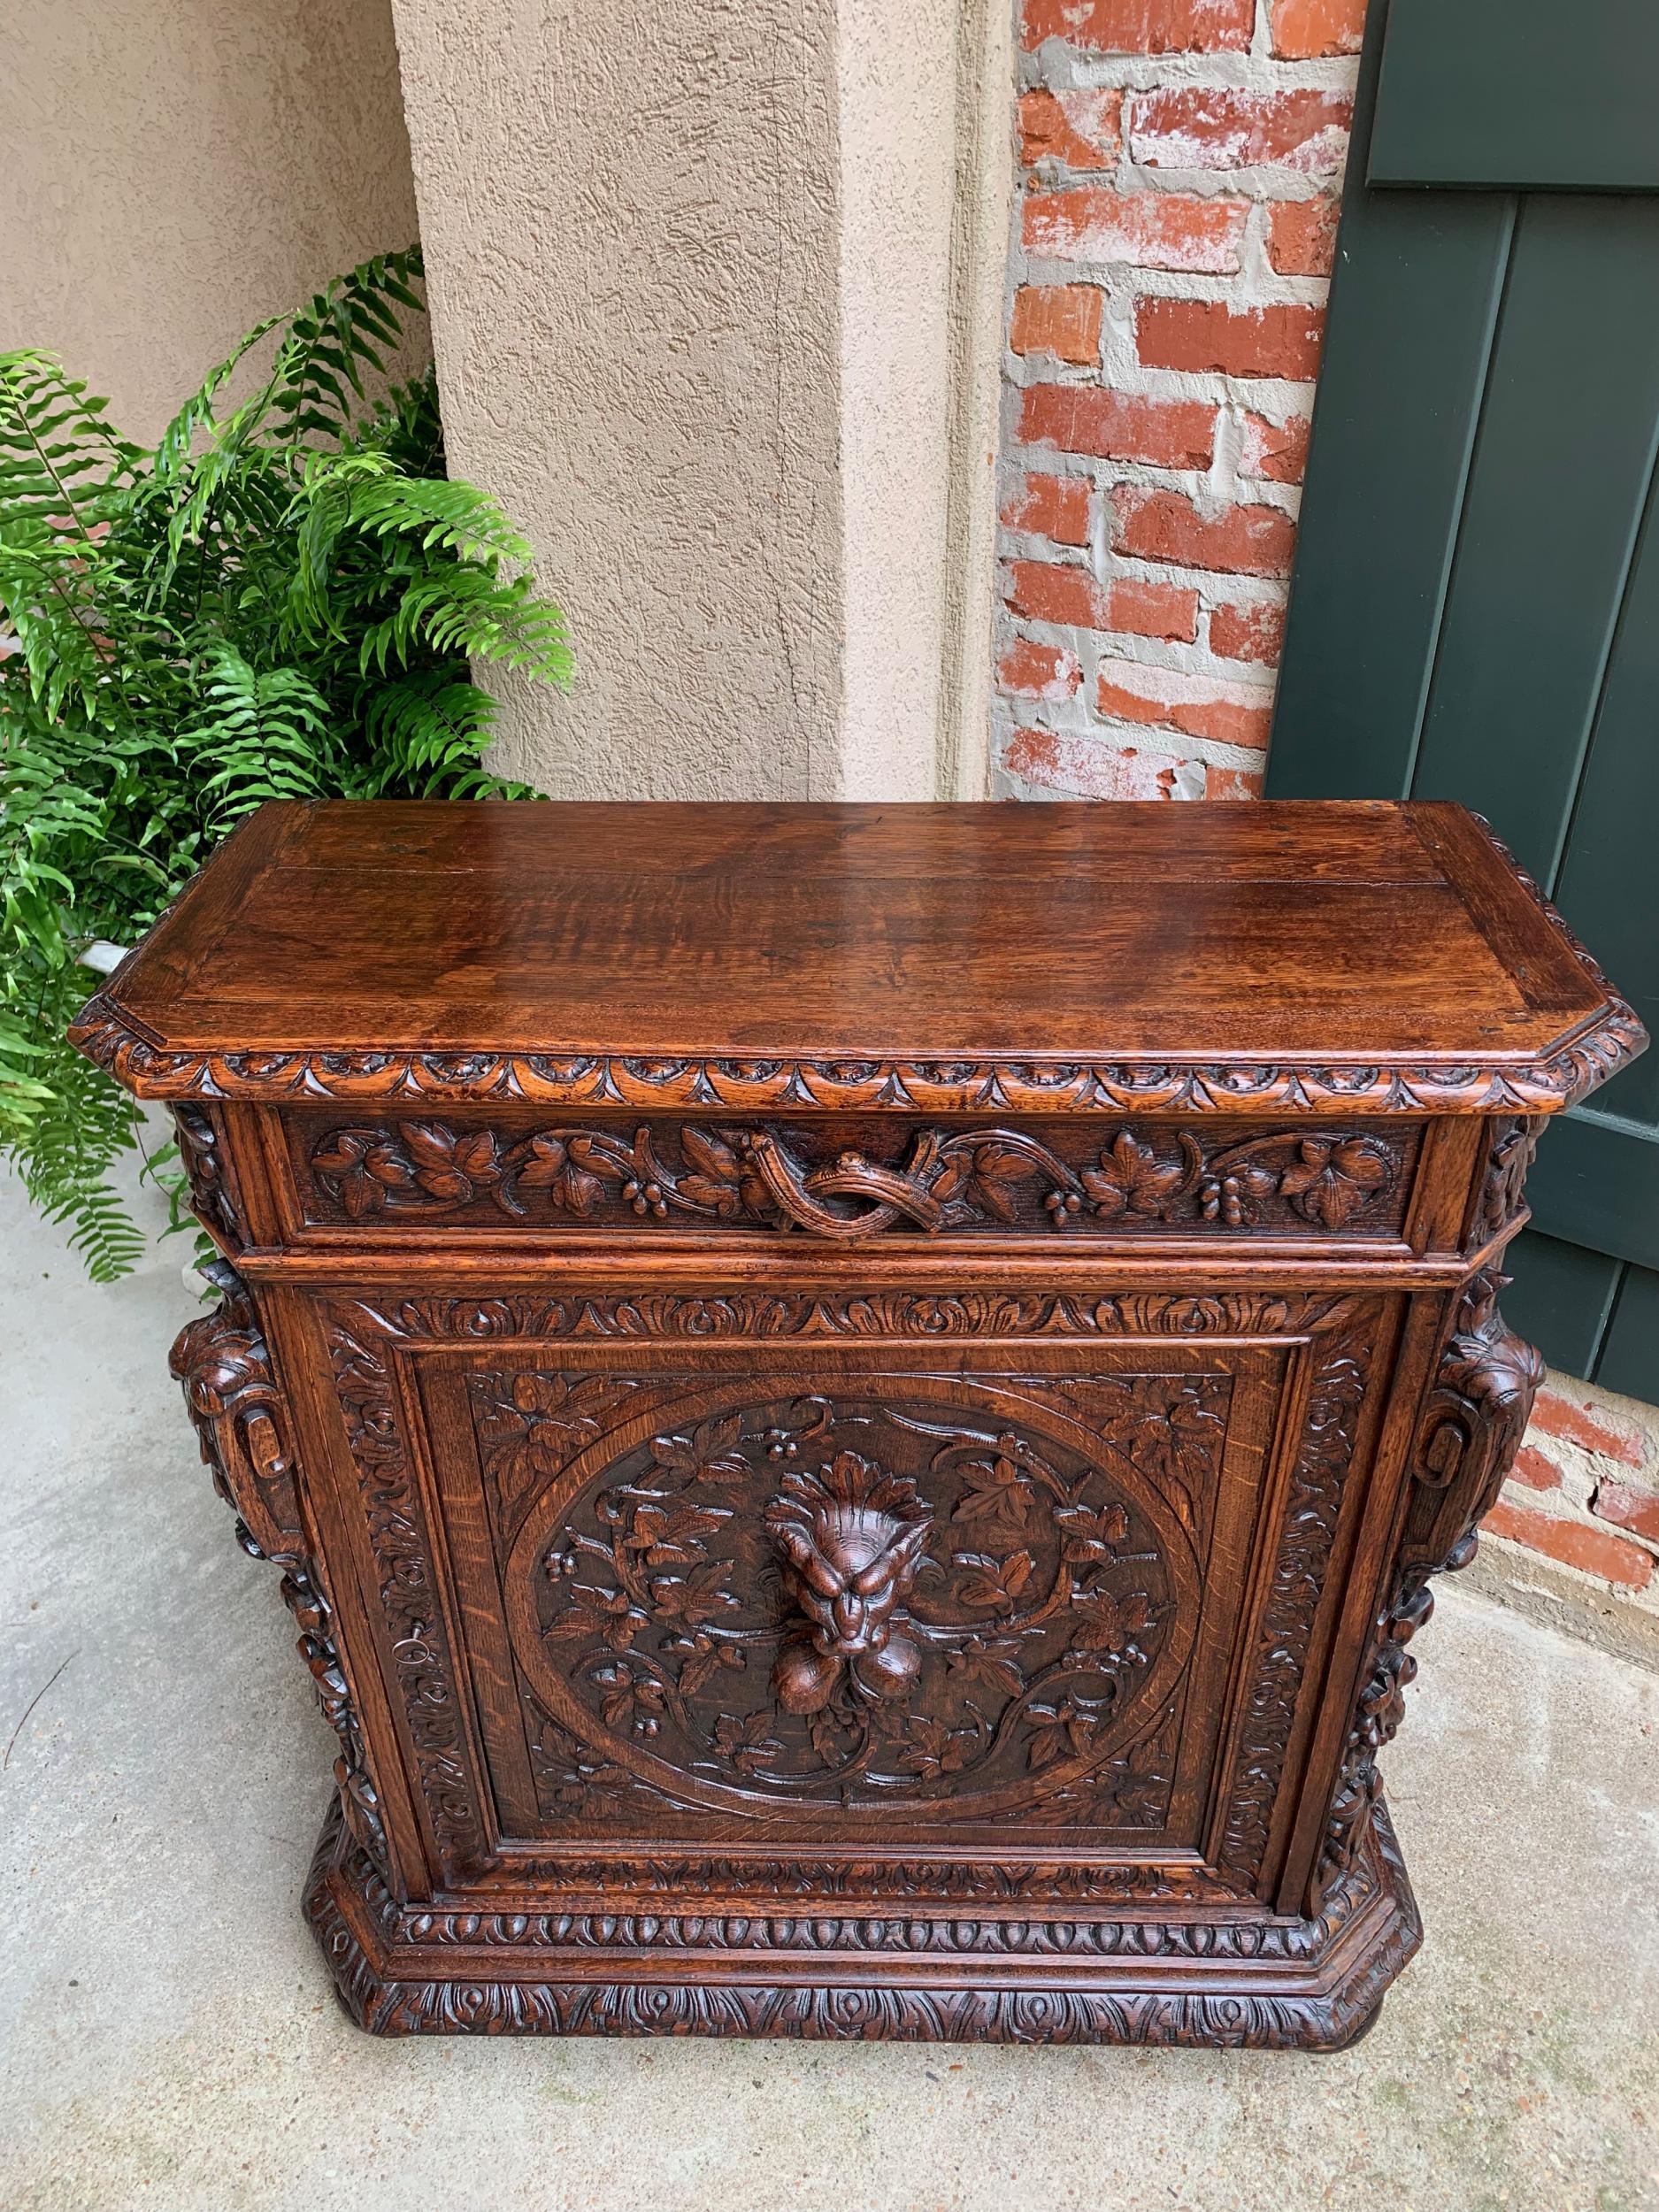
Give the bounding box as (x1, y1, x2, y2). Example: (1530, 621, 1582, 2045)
(349, 474, 533, 566)
(12, 1025, 145, 1282)
(359, 670, 497, 794)
(150, 314, 286, 484)
(361, 563, 572, 684)
(182, 645, 337, 828)
(2, 244, 568, 1282)
(0, 351, 149, 718)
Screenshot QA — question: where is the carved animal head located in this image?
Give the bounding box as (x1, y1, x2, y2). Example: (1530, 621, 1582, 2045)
(765, 1451, 933, 1715)
(764, 1450, 931, 1659)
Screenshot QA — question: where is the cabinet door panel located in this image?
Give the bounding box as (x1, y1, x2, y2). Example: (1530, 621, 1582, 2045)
(314, 1290, 1394, 1899)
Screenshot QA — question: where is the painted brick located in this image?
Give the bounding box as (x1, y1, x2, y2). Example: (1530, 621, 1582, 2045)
(1137, 299, 1325, 380)
(1113, 487, 1298, 576)
(1018, 88, 1123, 171)
(1010, 283, 1104, 365)
(1019, 381, 1218, 470)
(1128, 88, 1353, 175)
(1271, 0, 1366, 59)
(1210, 598, 1285, 665)
(1529, 1387, 1647, 1469)
(1483, 1500, 1655, 1591)
(1020, 0, 1254, 57)
(1001, 470, 1094, 546)
(998, 636, 1084, 702)
(1240, 411, 1311, 484)
(1205, 763, 1264, 799)
(1024, 188, 1248, 274)
(1267, 196, 1340, 276)
(1509, 1445, 1563, 1494)
(1004, 560, 1198, 641)
(1005, 726, 1205, 800)
(1593, 1479, 1659, 1546)
(1096, 659, 1273, 748)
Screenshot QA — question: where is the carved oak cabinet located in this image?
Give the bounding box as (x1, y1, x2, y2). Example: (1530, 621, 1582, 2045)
(73, 799, 1643, 2047)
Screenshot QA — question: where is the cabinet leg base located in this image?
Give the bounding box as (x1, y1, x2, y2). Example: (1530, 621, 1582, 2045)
(303, 1799, 1422, 2049)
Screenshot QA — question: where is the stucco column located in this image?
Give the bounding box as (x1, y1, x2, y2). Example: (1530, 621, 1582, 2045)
(390, 0, 1006, 801)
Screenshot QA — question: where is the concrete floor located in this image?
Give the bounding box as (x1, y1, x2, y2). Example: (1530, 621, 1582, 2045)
(4, 1161, 1658, 2212)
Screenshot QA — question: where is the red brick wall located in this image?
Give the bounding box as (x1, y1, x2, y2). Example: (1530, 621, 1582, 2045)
(990, 0, 1659, 1642)
(995, 0, 1363, 801)
(1483, 1378, 1659, 1642)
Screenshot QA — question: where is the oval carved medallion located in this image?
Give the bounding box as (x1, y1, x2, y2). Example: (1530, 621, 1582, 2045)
(491, 1376, 1212, 1824)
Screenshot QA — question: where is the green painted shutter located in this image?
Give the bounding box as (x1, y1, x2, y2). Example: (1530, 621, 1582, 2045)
(1268, 0, 1659, 1400)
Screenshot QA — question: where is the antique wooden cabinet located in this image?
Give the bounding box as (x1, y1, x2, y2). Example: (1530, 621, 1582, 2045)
(73, 798, 1643, 2047)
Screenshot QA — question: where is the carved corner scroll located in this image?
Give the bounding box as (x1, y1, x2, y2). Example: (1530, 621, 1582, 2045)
(1310, 1267, 1544, 1910)
(170, 1260, 386, 1866)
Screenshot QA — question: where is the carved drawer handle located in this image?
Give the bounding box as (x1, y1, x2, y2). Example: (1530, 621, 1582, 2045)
(738, 1132, 945, 1240)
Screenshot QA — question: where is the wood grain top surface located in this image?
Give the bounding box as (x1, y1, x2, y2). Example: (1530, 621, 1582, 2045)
(73, 799, 1642, 1113)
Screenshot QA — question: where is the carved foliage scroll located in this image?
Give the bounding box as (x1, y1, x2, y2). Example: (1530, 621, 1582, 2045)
(355, 1288, 1316, 1345)
(325, 1315, 488, 1874)
(300, 1117, 1410, 1240)
(1217, 1302, 1375, 1889)
(1472, 1115, 1544, 1246)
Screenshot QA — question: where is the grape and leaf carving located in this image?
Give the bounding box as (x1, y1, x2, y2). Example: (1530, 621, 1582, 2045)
(312, 1118, 1401, 1239)
(473, 1373, 1224, 1822)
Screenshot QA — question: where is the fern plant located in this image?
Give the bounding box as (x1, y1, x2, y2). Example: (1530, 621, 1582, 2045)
(0, 245, 570, 1279)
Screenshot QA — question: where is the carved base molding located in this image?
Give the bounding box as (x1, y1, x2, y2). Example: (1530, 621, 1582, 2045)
(302, 1793, 1421, 2048)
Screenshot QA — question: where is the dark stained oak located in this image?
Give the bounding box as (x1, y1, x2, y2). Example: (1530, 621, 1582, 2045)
(71, 800, 1640, 1104)
(77, 799, 1643, 2047)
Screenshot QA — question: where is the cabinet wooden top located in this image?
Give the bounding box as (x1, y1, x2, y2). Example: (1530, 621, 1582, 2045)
(72, 798, 1643, 1116)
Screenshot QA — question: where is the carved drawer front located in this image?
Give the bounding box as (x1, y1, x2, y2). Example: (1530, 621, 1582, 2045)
(283, 1110, 1422, 1245)
(320, 1291, 1390, 1891)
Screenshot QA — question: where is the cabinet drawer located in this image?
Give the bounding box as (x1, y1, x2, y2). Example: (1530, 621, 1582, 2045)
(275, 1110, 1425, 1248)
(314, 1282, 1395, 1899)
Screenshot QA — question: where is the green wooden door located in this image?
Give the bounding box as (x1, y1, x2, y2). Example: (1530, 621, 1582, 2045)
(1269, 0, 1659, 1399)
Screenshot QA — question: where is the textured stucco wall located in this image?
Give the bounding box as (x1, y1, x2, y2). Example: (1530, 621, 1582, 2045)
(392, 0, 843, 802)
(836, 0, 958, 801)
(392, 0, 1005, 800)
(1, 0, 420, 447)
